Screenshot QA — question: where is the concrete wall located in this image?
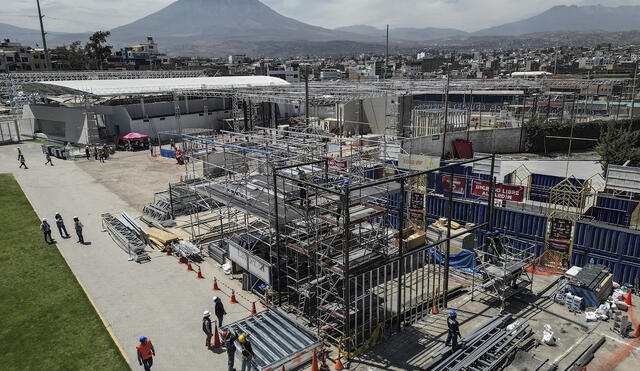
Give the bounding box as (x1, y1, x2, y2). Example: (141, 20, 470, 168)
(130, 110, 228, 142)
(22, 104, 87, 143)
(92, 105, 133, 137)
(123, 98, 226, 119)
(404, 127, 524, 156)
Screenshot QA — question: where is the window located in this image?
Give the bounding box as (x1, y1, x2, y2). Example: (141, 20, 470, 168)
(160, 117, 165, 121)
(37, 119, 66, 137)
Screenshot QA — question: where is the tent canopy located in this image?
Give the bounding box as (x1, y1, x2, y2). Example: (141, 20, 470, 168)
(119, 132, 150, 140)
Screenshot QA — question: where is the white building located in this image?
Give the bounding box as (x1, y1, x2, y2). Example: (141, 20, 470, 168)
(21, 76, 290, 144)
(267, 67, 300, 83)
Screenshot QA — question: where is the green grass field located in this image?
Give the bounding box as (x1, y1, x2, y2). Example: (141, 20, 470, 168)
(0, 174, 129, 370)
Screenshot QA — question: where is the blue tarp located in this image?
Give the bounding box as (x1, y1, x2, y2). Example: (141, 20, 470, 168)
(429, 247, 476, 273)
(160, 148, 176, 158)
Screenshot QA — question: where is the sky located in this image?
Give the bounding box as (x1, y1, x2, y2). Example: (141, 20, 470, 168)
(1, 0, 639, 33)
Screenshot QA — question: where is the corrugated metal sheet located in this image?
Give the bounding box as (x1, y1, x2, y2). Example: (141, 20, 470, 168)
(529, 173, 586, 205)
(591, 194, 640, 226)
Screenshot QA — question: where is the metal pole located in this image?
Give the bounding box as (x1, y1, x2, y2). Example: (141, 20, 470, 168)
(272, 166, 283, 305)
(36, 0, 51, 71)
(397, 178, 406, 332)
(168, 183, 175, 220)
(441, 75, 450, 159)
(443, 166, 454, 307)
(487, 154, 496, 231)
(631, 61, 638, 121)
(384, 24, 389, 80)
(305, 65, 310, 125)
(519, 92, 527, 152)
(342, 185, 352, 355)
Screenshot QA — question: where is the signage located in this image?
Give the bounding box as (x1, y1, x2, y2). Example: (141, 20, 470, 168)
(409, 192, 425, 211)
(471, 180, 525, 202)
(548, 218, 572, 252)
(398, 154, 440, 171)
(441, 175, 466, 194)
(432, 134, 441, 141)
(327, 158, 348, 172)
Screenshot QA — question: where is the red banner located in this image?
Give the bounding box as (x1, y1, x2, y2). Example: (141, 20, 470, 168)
(441, 175, 466, 194)
(471, 180, 524, 202)
(327, 158, 348, 172)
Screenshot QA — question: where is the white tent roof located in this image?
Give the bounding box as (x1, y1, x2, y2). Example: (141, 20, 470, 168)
(37, 76, 290, 96)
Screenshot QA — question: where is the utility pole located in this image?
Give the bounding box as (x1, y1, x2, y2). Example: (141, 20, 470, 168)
(304, 64, 310, 125)
(384, 24, 389, 80)
(36, 0, 52, 71)
(631, 60, 638, 121)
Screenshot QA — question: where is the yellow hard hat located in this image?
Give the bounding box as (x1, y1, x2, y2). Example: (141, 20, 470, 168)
(238, 334, 246, 343)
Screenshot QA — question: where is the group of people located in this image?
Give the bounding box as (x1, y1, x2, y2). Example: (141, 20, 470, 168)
(39, 213, 85, 245)
(16, 147, 55, 169)
(85, 145, 110, 163)
(204, 296, 254, 371)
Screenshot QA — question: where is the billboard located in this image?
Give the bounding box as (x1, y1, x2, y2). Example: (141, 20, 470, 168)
(441, 175, 466, 194)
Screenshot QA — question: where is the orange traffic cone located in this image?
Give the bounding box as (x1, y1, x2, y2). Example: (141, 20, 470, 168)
(230, 290, 239, 304)
(166, 248, 172, 256)
(625, 291, 633, 306)
(334, 353, 344, 370)
(311, 350, 319, 371)
(213, 324, 221, 348)
(196, 267, 204, 279)
(212, 278, 220, 291)
(250, 302, 257, 316)
(432, 301, 439, 315)
(282, 366, 285, 371)
(187, 263, 193, 271)
(178, 256, 184, 264)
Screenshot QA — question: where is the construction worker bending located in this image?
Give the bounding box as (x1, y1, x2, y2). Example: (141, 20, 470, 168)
(445, 311, 462, 350)
(239, 333, 255, 371)
(202, 311, 213, 349)
(222, 330, 237, 371)
(136, 336, 156, 371)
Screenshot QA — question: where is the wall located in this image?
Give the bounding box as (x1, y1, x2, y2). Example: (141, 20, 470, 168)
(404, 127, 524, 156)
(129, 110, 228, 142)
(22, 104, 87, 144)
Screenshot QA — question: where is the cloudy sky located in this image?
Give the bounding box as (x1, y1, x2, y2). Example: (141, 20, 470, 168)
(1, 0, 638, 33)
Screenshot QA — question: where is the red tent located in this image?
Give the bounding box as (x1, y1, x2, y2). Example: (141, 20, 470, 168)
(119, 132, 150, 140)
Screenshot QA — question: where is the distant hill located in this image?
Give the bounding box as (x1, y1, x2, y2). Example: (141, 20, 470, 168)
(475, 5, 640, 36)
(335, 25, 468, 41)
(0, 23, 80, 47)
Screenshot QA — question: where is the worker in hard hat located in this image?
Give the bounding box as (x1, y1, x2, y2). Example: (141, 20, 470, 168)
(222, 330, 237, 371)
(239, 333, 255, 371)
(445, 311, 462, 350)
(213, 296, 227, 327)
(136, 336, 156, 371)
(297, 169, 307, 207)
(202, 311, 213, 349)
(54, 212, 70, 239)
(40, 218, 53, 244)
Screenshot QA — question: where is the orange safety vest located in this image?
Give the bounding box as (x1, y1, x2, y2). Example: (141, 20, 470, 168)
(137, 340, 153, 360)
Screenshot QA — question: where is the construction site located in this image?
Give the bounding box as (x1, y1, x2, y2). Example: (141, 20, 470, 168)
(2, 70, 640, 371)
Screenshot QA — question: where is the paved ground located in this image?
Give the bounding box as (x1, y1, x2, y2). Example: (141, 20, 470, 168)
(0, 142, 262, 371)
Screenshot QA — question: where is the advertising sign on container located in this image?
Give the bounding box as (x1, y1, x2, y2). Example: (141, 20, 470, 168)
(398, 154, 440, 171)
(471, 180, 525, 202)
(327, 158, 348, 172)
(441, 175, 466, 194)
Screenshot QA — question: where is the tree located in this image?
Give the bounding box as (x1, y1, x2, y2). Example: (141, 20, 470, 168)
(595, 120, 640, 174)
(85, 31, 112, 70)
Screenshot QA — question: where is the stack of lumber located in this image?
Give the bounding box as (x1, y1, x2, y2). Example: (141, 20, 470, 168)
(147, 227, 179, 250)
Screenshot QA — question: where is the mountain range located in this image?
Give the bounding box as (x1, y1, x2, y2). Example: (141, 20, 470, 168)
(1, 1, 640, 56)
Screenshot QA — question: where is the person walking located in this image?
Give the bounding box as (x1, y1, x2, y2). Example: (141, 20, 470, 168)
(239, 334, 255, 371)
(93, 146, 98, 160)
(98, 148, 105, 163)
(17, 147, 22, 160)
(18, 154, 28, 169)
(44, 152, 54, 166)
(202, 311, 213, 349)
(73, 216, 85, 244)
(54, 212, 71, 239)
(85, 147, 91, 160)
(213, 296, 227, 327)
(136, 336, 155, 371)
(223, 330, 237, 371)
(40, 218, 53, 244)
(149, 143, 154, 156)
(445, 311, 462, 350)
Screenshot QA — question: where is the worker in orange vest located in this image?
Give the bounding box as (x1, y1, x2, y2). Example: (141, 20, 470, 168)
(136, 336, 156, 371)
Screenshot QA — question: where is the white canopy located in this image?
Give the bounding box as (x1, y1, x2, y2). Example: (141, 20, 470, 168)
(37, 76, 290, 96)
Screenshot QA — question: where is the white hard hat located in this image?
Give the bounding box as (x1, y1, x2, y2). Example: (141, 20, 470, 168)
(73, 216, 78, 219)
(212, 296, 218, 302)
(42, 218, 47, 222)
(203, 311, 211, 317)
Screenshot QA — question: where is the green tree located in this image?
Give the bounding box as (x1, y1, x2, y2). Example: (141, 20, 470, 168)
(85, 31, 112, 70)
(595, 121, 640, 173)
